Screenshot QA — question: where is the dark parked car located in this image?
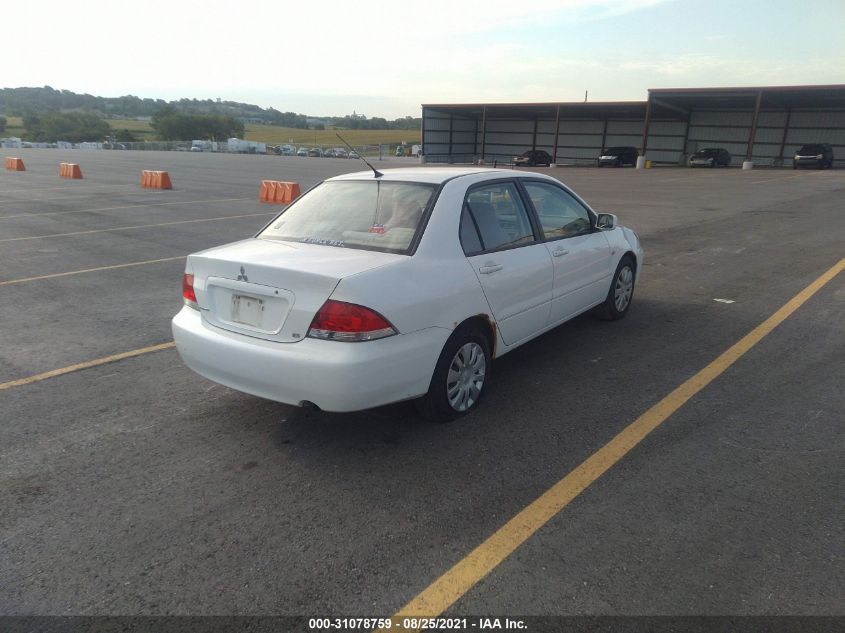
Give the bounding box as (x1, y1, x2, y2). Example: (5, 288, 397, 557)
(688, 147, 731, 168)
(307, 148, 323, 157)
(793, 143, 834, 169)
(513, 150, 552, 167)
(598, 147, 638, 167)
(296, 147, 308, 157)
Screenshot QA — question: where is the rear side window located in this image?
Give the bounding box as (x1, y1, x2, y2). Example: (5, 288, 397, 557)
(462, 182, 535, 253)
(259, 181, 436, 255)
(523, 181, 592, 240)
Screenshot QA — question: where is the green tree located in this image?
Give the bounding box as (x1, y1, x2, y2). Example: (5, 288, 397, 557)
(0, 116, 6, 133)
(114, 128, 138, 142)
(151, 107, 243, 141)
(24, 111, 110, 142)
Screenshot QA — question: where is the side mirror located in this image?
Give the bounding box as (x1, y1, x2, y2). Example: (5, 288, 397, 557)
(596, 213, 617, 230)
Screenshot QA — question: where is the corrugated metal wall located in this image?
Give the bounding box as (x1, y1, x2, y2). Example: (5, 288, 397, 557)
(424, 104, 845, 167)
(686, 108, 845, 166)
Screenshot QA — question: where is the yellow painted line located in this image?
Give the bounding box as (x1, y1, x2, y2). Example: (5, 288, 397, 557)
(0, 197, 251, 220)
(383, 255, 845, 630)
(0, 212, 275, 243)
(0, 256, 185, 286)
(0, 342, 176, 392)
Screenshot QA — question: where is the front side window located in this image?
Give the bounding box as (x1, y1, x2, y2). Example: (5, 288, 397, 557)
(259, 181, 436, 254)
(523, 181, 592, 240)
(462, 182, 535, 253)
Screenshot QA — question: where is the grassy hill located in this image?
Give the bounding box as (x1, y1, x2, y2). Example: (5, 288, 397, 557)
(104, 119, 418, 146)
(2, 115, 420, 147)
(2, 115, 25, 138)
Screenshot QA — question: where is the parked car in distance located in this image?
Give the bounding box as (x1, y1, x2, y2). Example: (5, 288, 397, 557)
(172, 167, 643, 422)
(279, 144, 296, 156)
(296, 147, 308, 157)
(597, 147, 638, 167)
(793, 143, 834, 169)
(323, 149, 337, 158)
(396, 145, 407, 157)
(513, 150, 553, 167)
(333, 148, 348, 159)
(688, 147, 731, 168)
(307, 148, 323, 157)
(348, 150, 361, 159)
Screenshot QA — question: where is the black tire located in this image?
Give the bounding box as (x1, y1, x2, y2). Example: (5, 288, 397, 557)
(416, 326, 491, 423)
(793, 162, 798, 170)
(710, 158, 717, 168)
(596, 256, 636, 321)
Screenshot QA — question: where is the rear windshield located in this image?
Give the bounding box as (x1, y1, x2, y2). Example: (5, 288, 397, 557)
(604, 147, 631, 154)
(694, 149, 718, 156)
(798, 145, 824, 154)
(259, 181, 436, 255)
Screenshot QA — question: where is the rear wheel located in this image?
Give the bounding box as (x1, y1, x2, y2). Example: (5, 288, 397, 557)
(597, 256, 636, 320)
(417, 326, 491, 423)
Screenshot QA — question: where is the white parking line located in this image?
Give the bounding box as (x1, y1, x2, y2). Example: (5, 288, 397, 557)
(0, 183, 135, 195)
(0, 212, 276, 243)
(0, 256, 185, 286)
(0, 197, 251, 220)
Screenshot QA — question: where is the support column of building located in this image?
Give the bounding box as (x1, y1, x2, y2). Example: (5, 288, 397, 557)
(552, 105, 561, 165)
(447, 113, 453, 163)
(600, 118, 609, 154)
(637, 97, 652, 169)
(479, 106, 488, 165)
(420, 107, 427, 163)
(681, 117, 692, 164)
(743, 90, 764, 170)
(777, 107, 793, 166)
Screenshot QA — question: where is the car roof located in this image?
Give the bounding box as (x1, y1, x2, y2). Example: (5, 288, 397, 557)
(328, 167, 524, 185)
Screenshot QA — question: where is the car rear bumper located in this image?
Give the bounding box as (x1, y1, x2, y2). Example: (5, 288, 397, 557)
(172, 306, 450, 412)
(793, 158, 825, 167)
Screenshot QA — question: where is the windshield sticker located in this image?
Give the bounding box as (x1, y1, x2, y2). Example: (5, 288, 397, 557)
(368, 224, 386, 234)
(301, 237, 345, 247)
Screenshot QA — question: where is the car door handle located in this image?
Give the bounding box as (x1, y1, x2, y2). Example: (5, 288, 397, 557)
(478, 264, 503, 274)
(552, 248, 570, 257)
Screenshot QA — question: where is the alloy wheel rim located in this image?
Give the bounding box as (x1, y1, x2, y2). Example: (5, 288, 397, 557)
(446, 342, 486, 412)
(614, 266, 634, 312)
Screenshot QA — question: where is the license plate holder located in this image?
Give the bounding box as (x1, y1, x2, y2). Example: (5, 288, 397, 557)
(231, 294, 264, 327)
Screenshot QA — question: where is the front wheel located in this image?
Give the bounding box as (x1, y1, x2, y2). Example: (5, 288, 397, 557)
(417, 327, 491, 423)
(597, 257, 636, 320)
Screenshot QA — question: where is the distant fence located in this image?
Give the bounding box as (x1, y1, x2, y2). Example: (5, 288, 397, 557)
(1, 137, 409, 159)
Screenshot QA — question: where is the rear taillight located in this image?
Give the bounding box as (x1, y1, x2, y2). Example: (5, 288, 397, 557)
(308, 300, 397, 342)
(182, 273, 198, 310)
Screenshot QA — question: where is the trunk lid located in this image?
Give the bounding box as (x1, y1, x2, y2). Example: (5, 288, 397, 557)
(189, 238, 406, 342)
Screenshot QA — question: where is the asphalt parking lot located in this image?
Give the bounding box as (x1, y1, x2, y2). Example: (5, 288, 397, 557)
(1, 152, 843, 627)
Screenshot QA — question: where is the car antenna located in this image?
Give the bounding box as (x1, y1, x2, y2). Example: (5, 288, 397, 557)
(336, 133, 382, 178)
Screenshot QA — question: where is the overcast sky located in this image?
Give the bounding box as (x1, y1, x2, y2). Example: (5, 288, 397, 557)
(6, 0, 844, 118)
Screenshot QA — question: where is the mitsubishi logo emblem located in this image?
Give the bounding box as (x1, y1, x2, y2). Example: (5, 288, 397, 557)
(237, 266, 248, 282)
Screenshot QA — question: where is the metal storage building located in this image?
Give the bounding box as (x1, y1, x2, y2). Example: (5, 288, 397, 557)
(421, 84, 845, 168)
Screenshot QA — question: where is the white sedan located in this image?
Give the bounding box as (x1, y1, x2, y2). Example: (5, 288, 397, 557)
(172, 167, 643, 421)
